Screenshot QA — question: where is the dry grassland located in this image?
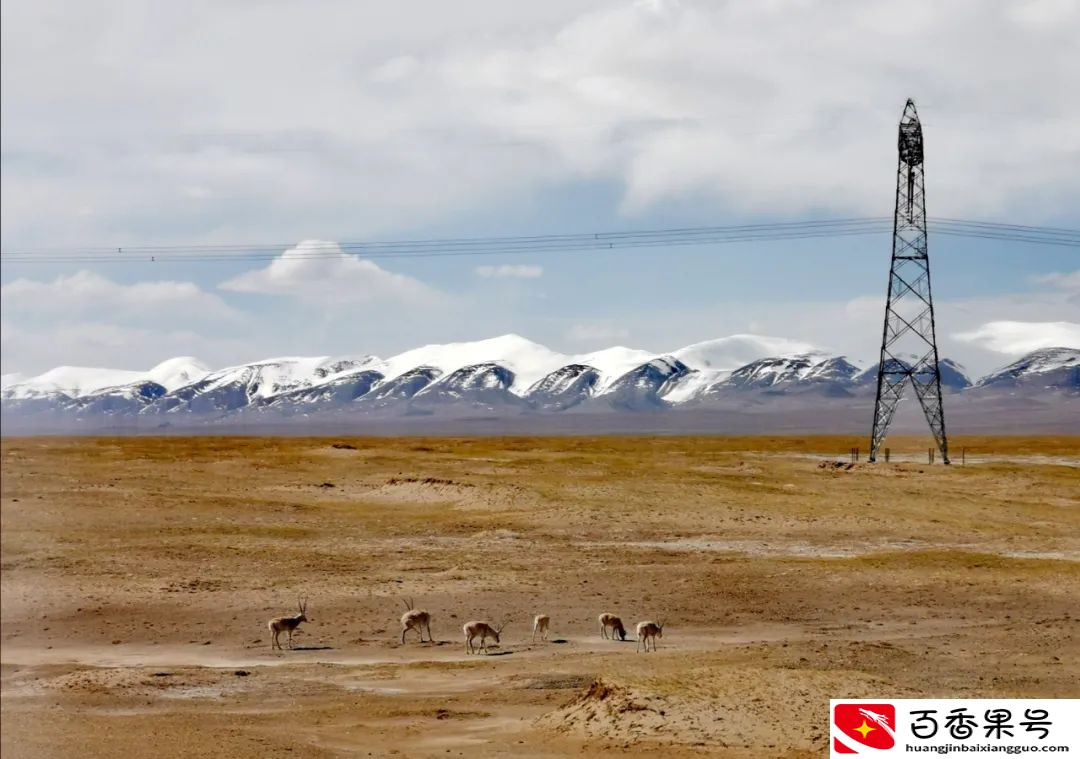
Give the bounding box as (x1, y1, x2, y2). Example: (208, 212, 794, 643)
(1, 435, 1078, 757)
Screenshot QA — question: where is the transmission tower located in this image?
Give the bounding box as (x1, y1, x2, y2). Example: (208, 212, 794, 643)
(869, 99, 950, 464)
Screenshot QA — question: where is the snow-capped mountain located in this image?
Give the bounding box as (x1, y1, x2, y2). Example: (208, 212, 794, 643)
(937, 359, 973, 391)
(258, 368, 385, 412)
(975, 347, 1079, 392)
(358, 366, 441, 409)
(598, 357, 691, 410)
(671, 354, 862, 405)
(145, 356, 377, 415)
(672, 335, 815, 371)
(1, 357, 211, 418)
(1, 357, 209, 401)
(375, 335, 562, 395)
(723, 355, 862, 393)
(852, 357, 972, 392)
(659, 336, 822, 404)
(409, 362, 522, 412)
(527, 364, 600, 411)
(2, 336, 1075, 430)
(66, 380, 168, 416)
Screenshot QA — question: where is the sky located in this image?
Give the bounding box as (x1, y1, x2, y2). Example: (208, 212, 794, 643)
(2, 0, 1079, 379)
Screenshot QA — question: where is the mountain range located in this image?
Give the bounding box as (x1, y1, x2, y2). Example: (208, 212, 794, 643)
(2, 335, 1077, 433)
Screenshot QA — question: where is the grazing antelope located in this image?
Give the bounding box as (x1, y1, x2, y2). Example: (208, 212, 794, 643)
(268, 598, 308, 650)
(400, 598, 433, 644)
(598, 613, 627, 641)
(464, 619, 508, 654)
(532, 614, 550, 642)
(636, 620, 664, 652)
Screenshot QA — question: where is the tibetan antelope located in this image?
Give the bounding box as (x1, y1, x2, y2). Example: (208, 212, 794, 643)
(464, 619, 508, 654)
(532, 614, 550, 642)
(400, 598, 433, 644)
(268, 598, 308, 650)
(598, 613, 627, 641)
(636, 620, 664, 652)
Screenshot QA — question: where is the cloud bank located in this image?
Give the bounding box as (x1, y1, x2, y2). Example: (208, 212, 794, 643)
(1, 271, 238, 324)
(953, 320, 1080, 355)
(3, 0, 1078, 248)
(219, 240, 445, 306)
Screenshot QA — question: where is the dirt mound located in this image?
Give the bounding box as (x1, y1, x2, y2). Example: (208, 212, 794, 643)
(537, 678, 693, 743)
(537, 667, 884, 751)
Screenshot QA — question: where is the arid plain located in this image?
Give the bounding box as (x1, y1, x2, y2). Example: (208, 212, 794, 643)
(1, 435, 1078, 758)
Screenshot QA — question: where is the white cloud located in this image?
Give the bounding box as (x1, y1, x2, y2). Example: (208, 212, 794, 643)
(1032, 270, 1080, 295)
(219, 240, 445, 306)
(0, 270, 239, 324)
(952, 320, 1080, 354)
(2, 1, 1078, 248)
(475, 264, 543, 279)
(2, 0, 1077, 380)
(0, 272, 251, 374)
(566, 323, 630, 343)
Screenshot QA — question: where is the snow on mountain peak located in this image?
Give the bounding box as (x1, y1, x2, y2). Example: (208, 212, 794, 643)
(3, 357, 211, 399)
(672, 334, 816, 371)
(147, 357, 211, 392)
(3, 365, 147, 399)
(5, 339, 1074, 417)
(1, 373, 26, 390)
(1004, 346, 1077, 372)
(726, 354, 851, 388)
(378, 334, 565, 391)
(977, 347, 1079, 389)
(196, 355, 379, 401)
(576, 345, 655, 372)
(647, 356, 685, 373)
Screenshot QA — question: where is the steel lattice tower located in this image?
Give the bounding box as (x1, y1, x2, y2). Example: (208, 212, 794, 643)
(869, 99, 949, 464)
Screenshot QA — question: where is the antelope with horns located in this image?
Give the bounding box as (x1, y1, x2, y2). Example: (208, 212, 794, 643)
(464, 619, 508, 654)
(636, 620, 664, 652)
(532, 614, 550, 642)
(268, 598, 308, 650)
(598, 612, 627, 641)
(400, 598, 433, 644)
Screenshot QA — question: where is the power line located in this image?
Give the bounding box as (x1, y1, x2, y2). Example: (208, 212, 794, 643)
(0, 217, 893, 255)
(930, 230, 1080, 248)
(0, 216, 1075, 265)
(0, 222, 897, 263)
(925, 217, 1080, 235)
(0, 226, 898, 264)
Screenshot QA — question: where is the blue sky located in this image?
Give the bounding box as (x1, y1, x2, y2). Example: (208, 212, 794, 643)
(2, 0, 1078, 378)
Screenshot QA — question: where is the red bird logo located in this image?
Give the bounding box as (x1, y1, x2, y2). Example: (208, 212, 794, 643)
(833, 703, 896, 754)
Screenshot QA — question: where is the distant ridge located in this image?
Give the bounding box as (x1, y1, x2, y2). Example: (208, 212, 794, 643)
(2, 336, 1076, 431)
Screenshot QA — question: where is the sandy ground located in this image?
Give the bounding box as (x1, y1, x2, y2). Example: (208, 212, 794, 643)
(1, 435, 1078, 758)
